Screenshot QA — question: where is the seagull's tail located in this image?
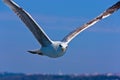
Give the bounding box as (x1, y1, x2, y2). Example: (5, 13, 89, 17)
(28, 49, 43, 56)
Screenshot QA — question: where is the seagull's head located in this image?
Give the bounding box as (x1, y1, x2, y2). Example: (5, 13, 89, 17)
(59, 42, 68, 52)
(52, 41, 68, 52)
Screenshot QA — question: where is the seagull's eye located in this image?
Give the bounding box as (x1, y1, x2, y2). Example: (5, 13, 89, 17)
(59, 45, 62, 47)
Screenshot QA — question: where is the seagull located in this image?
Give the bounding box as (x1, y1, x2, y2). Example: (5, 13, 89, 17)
(3, 0, 120, 58)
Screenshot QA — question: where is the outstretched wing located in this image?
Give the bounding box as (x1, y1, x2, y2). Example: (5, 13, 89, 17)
(62, 1, 120, 44)
(3, 0, 53, 47)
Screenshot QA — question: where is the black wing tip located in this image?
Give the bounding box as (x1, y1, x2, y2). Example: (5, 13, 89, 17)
(3, 0, 10, 2)
(116, 1, 120, 8)
(108, 1, 120, 10)
(3, 0, 12, 5)
(103, 1, 120, 16)
(3, 0, 20, 9)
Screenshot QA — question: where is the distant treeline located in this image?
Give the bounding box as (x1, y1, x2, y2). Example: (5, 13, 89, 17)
(0, 72, 120, 80)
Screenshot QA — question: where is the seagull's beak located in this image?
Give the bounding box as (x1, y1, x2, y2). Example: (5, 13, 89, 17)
(58, 42, 68, 52)
(61, 47, 66, 52)
(61, 43, 68, 52)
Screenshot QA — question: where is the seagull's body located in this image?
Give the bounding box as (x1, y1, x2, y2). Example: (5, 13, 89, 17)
(3, 0, 120, 58)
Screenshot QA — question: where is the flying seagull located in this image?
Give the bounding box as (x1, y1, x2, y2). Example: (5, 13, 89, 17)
(3, 0, 120, 58)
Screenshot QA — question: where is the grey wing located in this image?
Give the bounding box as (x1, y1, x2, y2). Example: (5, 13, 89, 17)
(62, 1, 120, 44)
(3, 0, 52, 47)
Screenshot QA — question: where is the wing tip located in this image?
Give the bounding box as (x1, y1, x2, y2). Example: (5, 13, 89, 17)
(3, 0, 11, 4)
(112, 1, 120, 8)
(107, 1, 120, 12)
(3, 0, 20, 10)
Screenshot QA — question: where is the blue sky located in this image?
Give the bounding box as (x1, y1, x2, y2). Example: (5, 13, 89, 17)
(0, 0, 120, 74)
